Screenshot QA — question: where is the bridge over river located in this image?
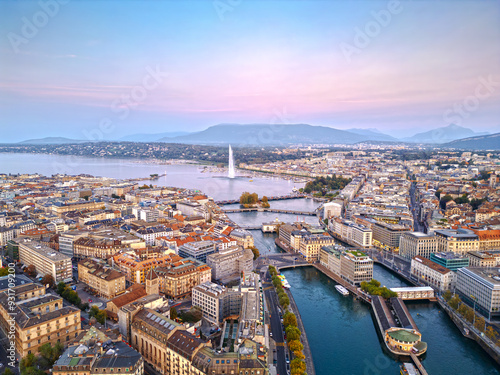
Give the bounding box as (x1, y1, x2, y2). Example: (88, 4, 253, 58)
(223, 207, 317, 215)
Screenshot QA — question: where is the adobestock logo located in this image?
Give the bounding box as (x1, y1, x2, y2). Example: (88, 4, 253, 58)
(443, 75, 500, 127)
(340, 0, 403, 63)
(82, 65, 168, 142)
(7, 0, 69, 53)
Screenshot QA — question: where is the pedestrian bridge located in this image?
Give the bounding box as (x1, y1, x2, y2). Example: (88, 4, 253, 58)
(390, 286, 436, 300)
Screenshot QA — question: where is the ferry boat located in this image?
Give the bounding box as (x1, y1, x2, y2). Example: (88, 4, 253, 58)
(335, 285, 349, 296)
(400, 363, 419, 375)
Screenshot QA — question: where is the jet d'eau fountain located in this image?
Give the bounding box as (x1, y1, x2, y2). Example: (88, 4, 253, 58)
(228, 145, 235, 179)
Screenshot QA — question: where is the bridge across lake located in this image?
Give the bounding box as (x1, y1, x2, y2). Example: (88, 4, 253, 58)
(223, 207, 317, 215)
(216, 194, 306, 205)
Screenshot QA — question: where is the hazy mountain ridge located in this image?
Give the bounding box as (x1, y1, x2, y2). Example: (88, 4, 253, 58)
(442, 133, 500, 150)
(401, 124, 489, 144)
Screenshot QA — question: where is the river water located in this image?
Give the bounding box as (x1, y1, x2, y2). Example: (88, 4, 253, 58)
(2, 153, 499, 374)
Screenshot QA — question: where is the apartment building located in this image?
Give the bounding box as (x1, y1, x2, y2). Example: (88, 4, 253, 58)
(50, 201, 105, 216)
(329, 217, 372, 248)
(17, 239, 72, 282)
(320, 246, 374, 286)
(399, 232, 438, 261)
(135, 226, 169, 245)
(411, 256, 456, 291)
(0, 227, 14, 246)
(178, 241, 217, 263)
(192, 282, 241, 324)
(466, 251, 500, 268)
(0, 286, 81, 357)
(372, 221, 411, 250)
(112, 252, 183, 284)
(434, 229, 479, 254)
(78, 259, 126, 299)
(206, 246, 254, 282)
(155, 258, 211, 299)
(471, 229, 500, 250)
(73, 237, 123, 260)
(299, 234, 336, 263)
(229, 229, 254, 249)
(58, 230, 88, 258)
(457, 267, 500, 320)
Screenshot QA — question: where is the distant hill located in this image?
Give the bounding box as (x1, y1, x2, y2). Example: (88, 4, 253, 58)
(18, 137, 86, 144)
(158, 124, 371, 145)
(346, 128, 397, 142)
(119, 131, 191, 142)
(402, 124, 489, 144)
(442, 132, 500, 150)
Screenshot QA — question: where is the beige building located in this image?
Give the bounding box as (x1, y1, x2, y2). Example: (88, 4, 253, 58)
(319, 246, 373, 286)
(50, 201, 105, 216)
(0, 284, 81, 357)
(372, 222, 411, 250)
(155, 258, 211, 299)
(299, 234, 336, 263)
(466, 251, 500, 268)
(411, 256, 456, 291)
(17, 239, 72, 282)
(399, 232, 438, 261)
(206, 246, 254, 282)
(434, 229, 479, 255)
(78, 258, 126, 299)
(73, 237, 123, 260)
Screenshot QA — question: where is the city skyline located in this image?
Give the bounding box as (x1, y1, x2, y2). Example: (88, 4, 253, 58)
(1, 0, 500, 142)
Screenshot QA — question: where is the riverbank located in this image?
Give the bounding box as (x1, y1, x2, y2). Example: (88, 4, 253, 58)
(285, 289, 316, 375)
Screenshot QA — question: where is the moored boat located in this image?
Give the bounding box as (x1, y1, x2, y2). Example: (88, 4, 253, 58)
(335, 284, 349, 296)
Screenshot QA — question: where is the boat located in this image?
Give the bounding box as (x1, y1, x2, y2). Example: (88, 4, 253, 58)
(335, 285, 349, 296)
(249, 179, 253, 182)
(400, 363, 420, 375)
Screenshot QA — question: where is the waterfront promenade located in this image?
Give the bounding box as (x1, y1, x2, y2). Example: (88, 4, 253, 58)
(285, 289, 316, 375)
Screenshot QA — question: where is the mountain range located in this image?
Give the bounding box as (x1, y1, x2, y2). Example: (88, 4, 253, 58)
(15, 124, 499, 149)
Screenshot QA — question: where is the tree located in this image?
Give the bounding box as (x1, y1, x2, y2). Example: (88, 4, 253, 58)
(449, 295, 461, 310)
(290, 358, 306, 375)
(279, 294, 290, 309)
(96, 310, 107, 325)
(25, 264, 36, 277)
(283, 312, 297, 328)
(170, 307, 178, 320)
(293, 350, 305, 360)
(474, 316, 486, 332)
(288, 339, 303, 353)
(3, 368, 15, 375)
(262, 196, 268, 203)
(20, 353, 36, 373)
(41, 274, 55, 288)
(440, 194, 453, 210)
(57, 281, 67, 295)
(285, 326, 301, 342)
(486, 326, 498, 341)
(443, 290, 452, 301)
(0, 267, 9, 277)
(249, 246, 260, 260)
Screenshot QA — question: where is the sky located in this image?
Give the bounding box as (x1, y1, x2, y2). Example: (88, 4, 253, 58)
(0, 0, 499, 142)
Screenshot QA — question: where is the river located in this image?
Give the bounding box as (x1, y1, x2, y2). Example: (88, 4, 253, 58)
(2, 152, 499, 374)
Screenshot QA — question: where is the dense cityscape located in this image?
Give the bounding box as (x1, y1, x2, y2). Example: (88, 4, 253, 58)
(0, 145, 498, 375)
(2, 0, 500, 374)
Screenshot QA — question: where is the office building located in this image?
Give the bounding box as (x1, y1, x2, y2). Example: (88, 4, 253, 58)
(430, 252, 469, 271)
(399, 232, 438, 261)
(457, 267, 500, 320)
(411, 256, 456, 291)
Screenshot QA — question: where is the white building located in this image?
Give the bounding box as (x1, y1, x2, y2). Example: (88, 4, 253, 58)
(411, 255, 456, 291)
(457, 267, 500, 320)
(399, 232, 438, 260)
(323, 201, 342, 219)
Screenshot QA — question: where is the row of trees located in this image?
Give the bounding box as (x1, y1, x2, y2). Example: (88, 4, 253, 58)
(442, 291, 500, 343)
(360, 279, 398, 299)
(268, 265, 307, 375)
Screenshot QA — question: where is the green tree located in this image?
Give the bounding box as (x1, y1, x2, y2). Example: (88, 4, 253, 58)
(0, 267, 9, 277)
(449, 295, 461, 310)
(3, 368, 15, 375)
(440, 194, 453, 210)
(279, 294, 290, 309)
(249, 246, 260, 260)
(170, 307, 178, 320)
(57, 281, 67, 295)
(443, 290, 452, 301)
(20, 353, 36, 373)
(283, 312, 297, 328)
(285, 326, 301, 342)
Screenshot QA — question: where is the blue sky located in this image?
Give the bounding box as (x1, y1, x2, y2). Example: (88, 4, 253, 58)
(1, 0, 499, 142)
